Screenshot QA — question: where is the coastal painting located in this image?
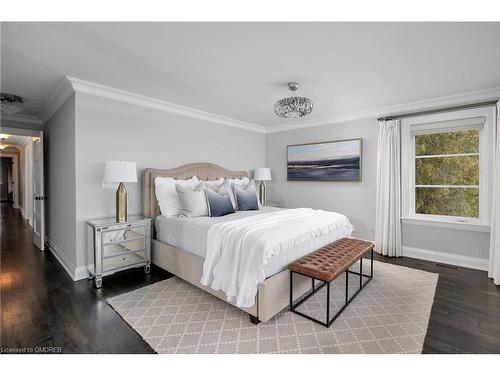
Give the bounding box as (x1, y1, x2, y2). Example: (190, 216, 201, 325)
(287, 139, 362, 181)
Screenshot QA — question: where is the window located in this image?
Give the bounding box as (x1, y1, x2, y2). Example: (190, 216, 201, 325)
(401, 107, 495, 230)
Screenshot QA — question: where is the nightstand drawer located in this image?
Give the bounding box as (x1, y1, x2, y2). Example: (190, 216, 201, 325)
(103, 238, 146, 255)
(103, 239, 145, 258)
(102, 227, 145, 246)
(103, 251, 146, 273)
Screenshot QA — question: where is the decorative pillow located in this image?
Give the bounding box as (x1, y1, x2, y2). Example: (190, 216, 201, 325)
(176, 183, 208, 217)
(232, 180, 259, 211)
(226, 177, 250, 186)
(205, 188, 235, 217)
(154, 176, 199, 217)
(204, 177, 225, 188)
(205, 180, 237, 210)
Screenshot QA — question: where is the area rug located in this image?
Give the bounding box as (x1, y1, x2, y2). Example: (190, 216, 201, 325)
(107, 261, 438, 354)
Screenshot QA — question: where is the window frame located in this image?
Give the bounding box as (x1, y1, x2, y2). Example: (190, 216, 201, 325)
(401, 106, 495, 232)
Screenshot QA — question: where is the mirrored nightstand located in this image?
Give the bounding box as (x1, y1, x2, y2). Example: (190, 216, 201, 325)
(86, 216, 151, 288)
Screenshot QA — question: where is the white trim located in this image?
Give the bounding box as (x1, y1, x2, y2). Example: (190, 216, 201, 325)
(0, 114, 43, 125)
(67, 76, 267, 133)
(38, 78, 74, 123)
(14, 80, 500, 134)
(0, 126, 42, 137)
(403, 246, 489, 271)
(414, 185, 479, 189)
(401, 217, 490, 233)
(415, 153, 479, 159)
(266, 87, 500, 133)
(46, 236, 89, 281)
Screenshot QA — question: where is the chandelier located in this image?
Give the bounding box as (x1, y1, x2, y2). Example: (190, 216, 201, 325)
(274, 82, 313, 119)
(1, 93, 24, 115)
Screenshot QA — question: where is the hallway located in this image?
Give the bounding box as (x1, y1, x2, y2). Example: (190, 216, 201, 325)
(0, 203, 170, 353)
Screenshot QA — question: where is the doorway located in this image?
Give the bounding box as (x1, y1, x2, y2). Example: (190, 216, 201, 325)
(0, 127, 45, 250)
(0, 156, 13, 203)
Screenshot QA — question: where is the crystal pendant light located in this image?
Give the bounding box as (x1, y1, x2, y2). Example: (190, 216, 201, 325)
(274, 82, 313, 119)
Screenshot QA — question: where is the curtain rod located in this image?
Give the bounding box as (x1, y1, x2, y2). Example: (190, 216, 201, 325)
(376, 100, 498, 122)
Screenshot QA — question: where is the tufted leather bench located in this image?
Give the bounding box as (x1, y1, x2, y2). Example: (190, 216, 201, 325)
(289, 238, 374, 327)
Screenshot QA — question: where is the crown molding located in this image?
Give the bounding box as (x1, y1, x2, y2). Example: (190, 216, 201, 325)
(266, 87, 500, 133)
(32, 79, 500, 135)
(38, 78, 74, 123)
(0, 114, 43, 125)
(66, 76, 267, 134)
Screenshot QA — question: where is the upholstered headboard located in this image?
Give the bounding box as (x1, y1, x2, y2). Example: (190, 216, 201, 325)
(143, 162, 248, 221)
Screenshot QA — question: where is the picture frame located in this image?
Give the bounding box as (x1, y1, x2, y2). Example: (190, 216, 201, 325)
(287, 138, 362, 181)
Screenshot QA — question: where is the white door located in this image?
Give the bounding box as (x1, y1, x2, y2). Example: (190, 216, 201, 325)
(32, 132, 45, 250)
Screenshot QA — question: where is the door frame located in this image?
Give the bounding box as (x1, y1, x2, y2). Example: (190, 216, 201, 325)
(1, 125, 44, 245)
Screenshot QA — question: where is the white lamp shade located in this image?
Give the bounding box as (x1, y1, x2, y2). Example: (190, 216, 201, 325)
(254, 167, 271, 181)
(103, 161, 137, 183)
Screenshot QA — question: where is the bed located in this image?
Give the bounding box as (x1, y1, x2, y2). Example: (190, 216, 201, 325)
(143, 163, 352, 323)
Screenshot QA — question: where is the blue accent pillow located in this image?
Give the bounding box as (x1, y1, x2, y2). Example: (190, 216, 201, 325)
(233, 182, 259, 211)
(205, 188, 235, 217)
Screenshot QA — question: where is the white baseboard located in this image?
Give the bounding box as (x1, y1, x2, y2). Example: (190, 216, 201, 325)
(403, 246, 489, 271)
(45, 237, 89, 281)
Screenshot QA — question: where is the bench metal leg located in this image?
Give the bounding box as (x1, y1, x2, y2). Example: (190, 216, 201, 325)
(346, 269, 349, 304)
(289, 250, 374, 328)
(360, 257, 363, 289)
(326, 281, 330, 324)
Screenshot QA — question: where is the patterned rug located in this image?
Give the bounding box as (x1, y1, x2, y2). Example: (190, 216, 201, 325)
(107, 261, 438, 354)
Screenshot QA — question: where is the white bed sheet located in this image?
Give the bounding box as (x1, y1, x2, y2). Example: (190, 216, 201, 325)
(155, 207, 350, 278)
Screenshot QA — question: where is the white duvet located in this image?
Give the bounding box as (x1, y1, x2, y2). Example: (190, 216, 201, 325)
(200, 208, 353, 307)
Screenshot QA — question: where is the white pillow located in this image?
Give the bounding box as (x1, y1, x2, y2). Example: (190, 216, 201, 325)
(226, 177, 249, 185)
(203, 177, 225, 188)
(154, 176, 199, 217)
(176, 182, 208, 217)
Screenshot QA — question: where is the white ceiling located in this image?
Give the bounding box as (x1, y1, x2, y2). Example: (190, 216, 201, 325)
(1, 22, 499, 127)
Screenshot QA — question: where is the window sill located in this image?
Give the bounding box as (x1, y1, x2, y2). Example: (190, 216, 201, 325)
(401, 217, 490, 233)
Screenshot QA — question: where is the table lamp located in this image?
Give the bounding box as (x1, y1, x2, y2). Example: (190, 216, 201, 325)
(254, 167, 271, 205)
(103, 161, 137, 223)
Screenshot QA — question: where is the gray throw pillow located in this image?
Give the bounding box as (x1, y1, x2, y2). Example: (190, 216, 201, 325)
(176, 182, 208, 217)
(206, 180, 237, 209)
(205, 188, 236, 217)
(232, 181, 259, 211)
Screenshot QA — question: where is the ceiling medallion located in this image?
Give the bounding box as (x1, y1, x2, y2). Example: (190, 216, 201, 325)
(274, 82, 313, 119)
(1, 93, 24, 115)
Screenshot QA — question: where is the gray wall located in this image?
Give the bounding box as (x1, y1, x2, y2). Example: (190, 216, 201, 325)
(44, 95, 77, 268)
(265, 119, 491, 260)
(73, 93, 266, 273)
(266, 118, 378, 241)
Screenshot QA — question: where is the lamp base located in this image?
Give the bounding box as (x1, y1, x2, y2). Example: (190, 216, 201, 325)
(258, 181, 266, 206)
(116, 182, 127, 223)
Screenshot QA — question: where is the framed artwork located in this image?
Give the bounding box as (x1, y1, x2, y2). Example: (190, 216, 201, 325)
(287, 138, 362, 181)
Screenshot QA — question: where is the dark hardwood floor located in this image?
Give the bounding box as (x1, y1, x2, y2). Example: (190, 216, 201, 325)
(1, 202, 500, 353)
(1, 203, 171, 354)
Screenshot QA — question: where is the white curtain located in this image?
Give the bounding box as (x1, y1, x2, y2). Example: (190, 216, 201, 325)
(375, 119, 402, 257)
(489, 102, 500, 285)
